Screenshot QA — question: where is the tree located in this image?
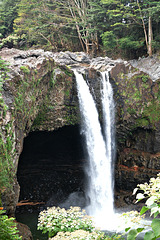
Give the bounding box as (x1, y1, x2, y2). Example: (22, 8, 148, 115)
(135, 0, 160, 56)
(14, 0, 106, 54)
(101, 0, 160, 57)
(67, 0, 106, 54)
(88, 0, 108, 54)
(0, 0, 20, 37)
(14, 0, 80, 50)
(67, 0, 89, 52)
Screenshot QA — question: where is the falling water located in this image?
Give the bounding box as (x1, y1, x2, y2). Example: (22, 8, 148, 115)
(101, 71, 115, 213)
(74, 70, 115, 229)
(74, 70, 152, 236)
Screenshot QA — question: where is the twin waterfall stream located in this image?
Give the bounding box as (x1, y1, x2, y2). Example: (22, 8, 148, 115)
(74, 70, 115, 230)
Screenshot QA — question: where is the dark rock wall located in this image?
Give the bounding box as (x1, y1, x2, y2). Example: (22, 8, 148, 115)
(110, 63, 160, 191)
(31, 66, 78, 131)
(0, 49, 79, 215)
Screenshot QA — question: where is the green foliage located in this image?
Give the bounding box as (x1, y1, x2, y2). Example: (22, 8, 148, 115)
(142, 100, 160, 125)
(135, 118, 149, 128)
(0, 0, 20, 37)
(20, 65, 30, 74)
(13, 66, 43, 130)
(0, 58, 15, 194)
(32, 108, 47, 128)
(14, 0, 80, 50)
(0, 210, 22, 240)
(0, 34, 26, 49)
(124, 173, 160, 239)
(65, 106, 78, 125)
(49, 229, 104, 240)
(101, 31, 117, 52)
(49, 230, 122, 239)
(49, 70, 56, 88)
(118, 37, 143, 50)
(101, 0, 160, 57)
(0, 0, 160, 57)
(37, 206, 122, 239)
(37, 206, 96, 237)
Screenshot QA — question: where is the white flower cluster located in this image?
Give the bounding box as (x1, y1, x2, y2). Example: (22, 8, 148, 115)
(37, 206, 95, 237)
(49, 229, 104, 240)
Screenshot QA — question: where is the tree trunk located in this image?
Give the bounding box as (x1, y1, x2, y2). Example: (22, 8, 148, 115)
(137, 0, 148, 55)
(85, 28, 90, 54)
(148, 15, 152, 56)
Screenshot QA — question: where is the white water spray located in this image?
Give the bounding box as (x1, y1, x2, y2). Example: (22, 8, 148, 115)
(74, 70, 115, 229)
(101, 71, 115, 213)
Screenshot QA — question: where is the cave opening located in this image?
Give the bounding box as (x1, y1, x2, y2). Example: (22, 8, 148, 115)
(16, 124, 87, 212)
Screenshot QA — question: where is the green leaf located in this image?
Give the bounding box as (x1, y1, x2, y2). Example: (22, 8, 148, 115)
(137, 228, 144, 233)
(154, 212, 159, 218)
(127, 229, 138, 240)
(140, 206, 149, 215)
(144, 231, 155, 240)
(150, 206, 160, 217)
(125, 227, 131, 232)
(151, 219, 160, 237)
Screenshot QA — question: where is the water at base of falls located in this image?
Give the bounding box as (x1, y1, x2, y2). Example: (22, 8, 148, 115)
(74, 70, 115, 230)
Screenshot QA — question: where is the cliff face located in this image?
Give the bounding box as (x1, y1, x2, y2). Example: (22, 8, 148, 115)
(110, 63, 160, 190)
(0, 48, 78, 215)
(0, 48, 160, 215)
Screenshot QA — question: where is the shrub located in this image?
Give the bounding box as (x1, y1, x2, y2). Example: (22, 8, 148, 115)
(123, 173, 160, 240)
(49, 229, 104, 240)
(0, 34, 26, 49)
(38, 206, 123, 239)
(37, 206, 95, 238)
(49, 230, 122, 239)
(0, 209, 22, 240)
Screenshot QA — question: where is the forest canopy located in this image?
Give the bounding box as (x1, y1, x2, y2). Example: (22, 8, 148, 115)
(0, 0, 160, 59)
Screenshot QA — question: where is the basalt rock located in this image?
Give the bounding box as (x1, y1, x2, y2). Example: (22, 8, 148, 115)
(109, 61, 160, 190)
(16, 222, 33, 240)
(0, 48, 79, 215)
(1, 48, 160, 215)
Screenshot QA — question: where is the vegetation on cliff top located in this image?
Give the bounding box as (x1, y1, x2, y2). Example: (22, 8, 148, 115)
(0, 0, 160, 58)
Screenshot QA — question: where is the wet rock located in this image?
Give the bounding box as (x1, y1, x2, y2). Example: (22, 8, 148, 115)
(130, 55, 160, 81)
(16, 222, 33, 240)
(105, 57, 160, 190)
(53, 51, 91, 66)
(115, 148, 160, 190)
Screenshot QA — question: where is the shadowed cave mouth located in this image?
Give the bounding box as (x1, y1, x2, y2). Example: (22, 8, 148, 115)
(16, 125, 88, 213)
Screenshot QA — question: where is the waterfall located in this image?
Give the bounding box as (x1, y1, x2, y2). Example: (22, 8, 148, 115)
(101, 71, 115, 213)
(74, 70, 115, 229)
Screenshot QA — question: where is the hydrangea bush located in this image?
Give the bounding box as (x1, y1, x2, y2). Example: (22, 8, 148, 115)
(49, 229, 104, 240)
(37, 206, 95, 238)
(37, 206, 122, 239)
